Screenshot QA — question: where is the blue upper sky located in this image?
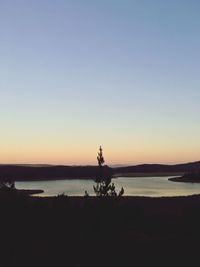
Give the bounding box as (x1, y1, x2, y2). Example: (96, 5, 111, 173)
(0, 0, 200, 164)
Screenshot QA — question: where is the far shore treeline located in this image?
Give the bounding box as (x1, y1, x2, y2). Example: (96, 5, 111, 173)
(1, 161, 200, 181)
(0, 165, 112, 181)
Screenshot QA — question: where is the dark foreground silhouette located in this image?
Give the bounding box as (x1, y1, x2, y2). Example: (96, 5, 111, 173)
(1, 192, 200, 267)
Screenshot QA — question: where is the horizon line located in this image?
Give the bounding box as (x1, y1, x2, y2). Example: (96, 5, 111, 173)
(0, 160, 200, 167)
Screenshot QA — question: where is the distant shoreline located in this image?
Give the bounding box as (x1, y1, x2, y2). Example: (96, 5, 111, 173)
(169, 176, 200, 183)
(15, 172, 183, 182)
(17, 189, 44, 195)
(113, 172, 183, 178)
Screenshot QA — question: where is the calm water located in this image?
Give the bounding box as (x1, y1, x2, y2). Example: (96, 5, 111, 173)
(16, 176, 200, 197)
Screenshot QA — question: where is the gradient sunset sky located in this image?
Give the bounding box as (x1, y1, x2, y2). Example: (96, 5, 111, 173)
(1, 0, 200, 165)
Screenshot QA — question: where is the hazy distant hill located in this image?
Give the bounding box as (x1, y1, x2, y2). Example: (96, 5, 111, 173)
(0, 161, 200, 181)
(113, 161, 200, 175)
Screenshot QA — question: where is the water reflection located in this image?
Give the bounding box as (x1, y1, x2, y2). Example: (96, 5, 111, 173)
(16, 176, 200, 197)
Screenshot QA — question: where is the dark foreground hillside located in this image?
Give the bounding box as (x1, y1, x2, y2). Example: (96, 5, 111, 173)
(1, 192, 200, 267)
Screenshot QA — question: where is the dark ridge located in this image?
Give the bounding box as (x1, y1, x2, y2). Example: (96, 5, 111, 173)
(0, 165, 113, 181)
(114, 161, 200, 173)
(1, 161, 200, 182)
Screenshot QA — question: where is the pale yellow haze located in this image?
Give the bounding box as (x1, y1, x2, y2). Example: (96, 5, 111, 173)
(1, 138, 199, 165)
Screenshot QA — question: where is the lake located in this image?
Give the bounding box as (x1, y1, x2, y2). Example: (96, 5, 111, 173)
(15, 176, 200, 197)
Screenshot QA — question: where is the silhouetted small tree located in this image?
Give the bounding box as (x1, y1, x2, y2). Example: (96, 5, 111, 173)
(0, 180, 15, 191)
(93, 146, 124, 197)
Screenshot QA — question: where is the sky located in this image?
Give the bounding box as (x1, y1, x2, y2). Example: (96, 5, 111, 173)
(0, 0, 200, 165)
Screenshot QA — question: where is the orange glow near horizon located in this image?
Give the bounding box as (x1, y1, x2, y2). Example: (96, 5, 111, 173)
(1, 128, 200, 165)
(0, 144, 199, 166)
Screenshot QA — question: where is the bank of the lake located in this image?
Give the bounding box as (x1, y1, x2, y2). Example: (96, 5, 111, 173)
(169, 176, 200, 183)
(113, 172, 184, 177)
(17, 189, 44, 195)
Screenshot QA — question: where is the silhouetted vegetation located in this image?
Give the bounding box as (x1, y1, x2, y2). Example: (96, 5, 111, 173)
(0, 192, 200, 267)
(0, 179, 43, 195)
(93, 146, 124, 197)
(0, 179, 15, 191)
